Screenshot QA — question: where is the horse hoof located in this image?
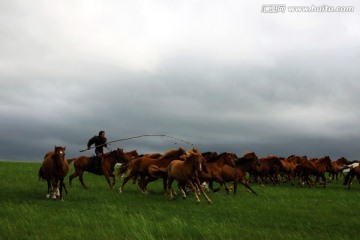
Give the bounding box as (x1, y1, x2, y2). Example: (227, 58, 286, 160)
(46, 194, 50, 199)
(52, 195, 57, 200)
(118, 188, 122, 193)
(208, 200, 212, 204)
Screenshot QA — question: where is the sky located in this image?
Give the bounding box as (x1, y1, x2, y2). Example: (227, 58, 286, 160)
(1, 0, 360, 162)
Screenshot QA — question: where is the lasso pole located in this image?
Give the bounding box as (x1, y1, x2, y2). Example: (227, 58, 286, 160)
(79, 134, 194, 152)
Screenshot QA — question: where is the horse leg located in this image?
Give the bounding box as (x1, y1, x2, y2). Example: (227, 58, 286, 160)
(110, 173, 116, 188)
(167, 178, 175, 200)
(178, 182, 186, 199)
(46, 179, 51, 199)
(321, 174, 327, 188)
(194, 178, 212, 204)
(103, 172, 113, 190)
(240, 177, 257, 195)
(50, 177, 58, 199)
(118, 173, 134, 193)
(78, 172, 88, 189)
(69, 172, 79, 188)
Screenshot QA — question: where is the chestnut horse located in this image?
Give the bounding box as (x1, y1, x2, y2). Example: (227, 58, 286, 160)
(208, 152, 259, 195)
(166, 148, 212, 204)
(118, 147, 186, 193)
(198, 152, 237, 194)
(68, 148, 129, 190)
(38, 146, 69, 201)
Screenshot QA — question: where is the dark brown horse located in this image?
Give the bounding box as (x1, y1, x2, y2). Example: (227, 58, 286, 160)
(166, 148, 212, 204)
(68, 148, 129, 190)
(209, 152, 259, 195)
(300, 156, 333, 188)
(38, 146, 69, 201)
(118, 147, 186, 193)
(198, 152, 237, 194)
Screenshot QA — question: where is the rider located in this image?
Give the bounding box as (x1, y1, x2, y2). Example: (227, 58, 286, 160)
(87, 130, 109, 157)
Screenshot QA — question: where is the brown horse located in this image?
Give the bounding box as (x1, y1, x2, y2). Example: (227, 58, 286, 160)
(300, 156, 333, 188)
(118, 147, 186, 193)
(329, 157, 350, 181)
(209, 152, 259, 195)
(198, 152, 237, 194)
(38, 146, 69, 201)
(68, 148, 129, 190)
(166, 148, 212, 204)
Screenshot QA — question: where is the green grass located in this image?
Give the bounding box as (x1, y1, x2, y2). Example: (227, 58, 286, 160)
(1, 161, 359, 240)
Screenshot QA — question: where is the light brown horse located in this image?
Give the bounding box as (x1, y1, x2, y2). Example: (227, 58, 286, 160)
(198, 152, 237, 194)
(166, 148, 212, 204)
(68, 148, 129, 190)
(38, 146, 69, 201)
(118, 147, 186, 193)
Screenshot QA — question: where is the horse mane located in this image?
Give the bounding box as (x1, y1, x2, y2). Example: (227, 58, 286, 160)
(206, 152, 228, 163)
(160, 148, 186, 160)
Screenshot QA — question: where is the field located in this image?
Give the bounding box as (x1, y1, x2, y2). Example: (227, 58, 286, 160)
(1, 161, 359, 240)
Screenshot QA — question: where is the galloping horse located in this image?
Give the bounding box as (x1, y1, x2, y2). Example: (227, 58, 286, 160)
(329, 157, 350, 181)
(38, 146, 69, 201)
(118, 147, 186, 193)
(198, 152, 237, 194)
(209, 152, 259, 195)
(300, 156, 333, 188)
(68, 148, 129, 190)
(166, 148, 212, 204)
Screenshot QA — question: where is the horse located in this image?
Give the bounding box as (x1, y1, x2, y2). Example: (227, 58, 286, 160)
(329, 157, 350, 181)
(198, 152, 237, 194)
(249, 155, 283, 185)
(299, 156, 333, 188)
(68, 148, 129, 190)
(38, 146, 69, 201)
(166, 148, 212, 204)
(343, 161, 360, 189)
(115, 150, 139, 178)
(118, 147, 186, 193)
(208, 152, 259, 195)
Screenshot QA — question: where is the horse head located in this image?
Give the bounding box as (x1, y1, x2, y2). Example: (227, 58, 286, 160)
(115, 148, 130, 164)
(225, 152, 237, 167)
(54, 146, 66, 158)
(182, 148, 205, 174)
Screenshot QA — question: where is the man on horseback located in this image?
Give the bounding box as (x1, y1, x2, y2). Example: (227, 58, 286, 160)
(87, 130, 109, 157)
(87, 131, 109, 170)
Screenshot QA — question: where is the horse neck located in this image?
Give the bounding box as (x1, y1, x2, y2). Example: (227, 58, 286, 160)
(52, 153, 64, 169)
(103, 152, 117, 165)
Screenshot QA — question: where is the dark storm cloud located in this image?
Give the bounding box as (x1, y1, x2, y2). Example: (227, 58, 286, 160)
(1, 1, 360, 161)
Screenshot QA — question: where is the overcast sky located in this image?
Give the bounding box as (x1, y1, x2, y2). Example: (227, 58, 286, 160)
(1, 0, 360, 162)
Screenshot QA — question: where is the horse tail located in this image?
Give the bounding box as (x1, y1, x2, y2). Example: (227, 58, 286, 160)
(148, 165, 167, 178)
(66, 158, 76, 165)
(38, 166, 46, 181)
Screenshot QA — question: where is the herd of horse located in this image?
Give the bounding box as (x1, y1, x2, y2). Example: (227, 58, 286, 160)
(38, 146, 360, 202)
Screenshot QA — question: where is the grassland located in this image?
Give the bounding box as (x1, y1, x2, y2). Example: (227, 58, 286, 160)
(0, 161, 359, 240)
